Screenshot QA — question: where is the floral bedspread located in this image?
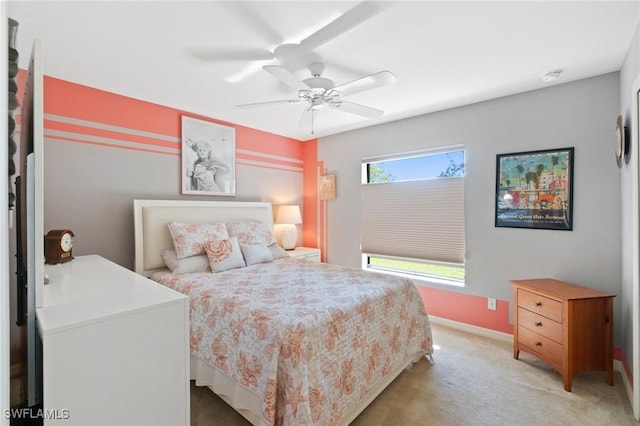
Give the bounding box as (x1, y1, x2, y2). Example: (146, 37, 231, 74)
(153, 258, 433, 426)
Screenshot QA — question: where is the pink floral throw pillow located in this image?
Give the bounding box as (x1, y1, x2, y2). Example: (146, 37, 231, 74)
(204, 237, 246, 272)
(226, 221, 277, 246)
(168, 221, 230, 259)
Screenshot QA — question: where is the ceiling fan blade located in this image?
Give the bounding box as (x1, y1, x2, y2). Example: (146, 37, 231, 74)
(333, 71, 397, 97)
(329, 101, 383, 118)
(237, 99, 303, 109)
(263, 65, 310, 91)
(229, 2, 283, 46)
(190, 48, 274, 62)
(300, 2, 379, 50)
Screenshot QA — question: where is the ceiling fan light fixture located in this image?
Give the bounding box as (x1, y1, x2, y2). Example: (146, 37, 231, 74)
(310, 99, 325, 110)
(239, 62, 396, 135)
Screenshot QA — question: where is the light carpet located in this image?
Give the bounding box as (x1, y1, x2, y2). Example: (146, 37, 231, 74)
(191, 322, 635, 425)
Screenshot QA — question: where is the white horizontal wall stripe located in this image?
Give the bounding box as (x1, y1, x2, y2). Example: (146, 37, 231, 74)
(44, 115, 303, 165)
(44, 136, 176, 156)
(45, 129, 179, 154)
(237, 148, 303, 164)
(237, 158, 303, 173)
(44, 129, 305, 172)
(44, 116, 305, 172)
(44, 113, 179, 143)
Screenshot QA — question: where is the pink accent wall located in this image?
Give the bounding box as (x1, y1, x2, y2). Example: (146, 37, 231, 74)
(416, 286, 513, 334)
(302, 140, 320, 250)
(43, 76, 304, 159)
(614, 347, 633, 388)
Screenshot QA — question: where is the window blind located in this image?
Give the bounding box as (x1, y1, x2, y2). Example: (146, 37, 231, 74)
(361, 177, 465, 264)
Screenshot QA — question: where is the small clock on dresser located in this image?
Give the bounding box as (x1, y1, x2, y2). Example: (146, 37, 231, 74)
(44, 229, 74, 265)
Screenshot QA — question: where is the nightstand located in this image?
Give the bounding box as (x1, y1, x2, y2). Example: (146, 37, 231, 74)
(512, 278, 614, 392)
(287, 247, 321, 262)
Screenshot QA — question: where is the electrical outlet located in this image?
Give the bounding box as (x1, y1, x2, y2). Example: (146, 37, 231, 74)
(488, 298, 497, 311)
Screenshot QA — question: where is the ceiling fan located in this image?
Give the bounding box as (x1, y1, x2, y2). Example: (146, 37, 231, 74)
(190, 2, 389, 81)
(237, 62, 397, 133)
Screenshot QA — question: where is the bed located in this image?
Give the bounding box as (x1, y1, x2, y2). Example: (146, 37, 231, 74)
(133, 199, 433, 426)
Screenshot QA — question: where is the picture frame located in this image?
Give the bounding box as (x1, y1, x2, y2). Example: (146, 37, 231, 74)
(495, 147, 574, 230)
(181, 116, 235, 196)
(319, 174, 336, 200)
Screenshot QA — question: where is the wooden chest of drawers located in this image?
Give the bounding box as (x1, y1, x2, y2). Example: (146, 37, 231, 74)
(511, 278, 614, 392)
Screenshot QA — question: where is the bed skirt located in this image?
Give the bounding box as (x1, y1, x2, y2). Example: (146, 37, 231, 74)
(191, 351, 429, 426)
(191, 355, 261, 425)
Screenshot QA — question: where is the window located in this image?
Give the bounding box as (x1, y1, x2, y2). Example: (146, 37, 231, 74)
(361, 148, 465, 285)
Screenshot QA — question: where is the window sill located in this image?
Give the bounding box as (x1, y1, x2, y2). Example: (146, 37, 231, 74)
(363, 266, 465, 288)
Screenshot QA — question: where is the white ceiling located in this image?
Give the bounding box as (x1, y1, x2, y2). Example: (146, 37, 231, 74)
(8, 1, 640, 141)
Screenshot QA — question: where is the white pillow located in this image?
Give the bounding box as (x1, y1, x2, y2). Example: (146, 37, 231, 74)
(168, 221, 229, 259)
(226, 221, 277, 246)
(240, 243, 273, 266)
(161, 249, 210, 274)
(204, 237, 246, 272)
(268, 244, 290, 260)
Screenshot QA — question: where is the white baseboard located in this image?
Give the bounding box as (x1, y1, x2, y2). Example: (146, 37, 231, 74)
(429, 315, 513, 344)
(615, 359, 634, 409)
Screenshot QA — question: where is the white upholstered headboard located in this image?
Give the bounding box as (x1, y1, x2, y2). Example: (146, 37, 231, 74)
(133, 199, 274, 277)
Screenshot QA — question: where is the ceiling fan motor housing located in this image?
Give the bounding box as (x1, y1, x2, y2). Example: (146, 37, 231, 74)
(303, 77, 335, 90)
(302, 62, 335, 91)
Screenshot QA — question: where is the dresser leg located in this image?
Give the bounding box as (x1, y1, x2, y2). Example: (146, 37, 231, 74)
(563, 374, 573, 392)
(606, 368, 614, 386)
(513, 348, 519, 360)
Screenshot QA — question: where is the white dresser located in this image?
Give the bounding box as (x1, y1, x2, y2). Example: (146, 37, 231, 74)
(37, 255, 189, 425)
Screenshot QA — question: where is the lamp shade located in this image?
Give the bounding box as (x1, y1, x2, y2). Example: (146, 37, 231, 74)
(276, 205, 302, 225)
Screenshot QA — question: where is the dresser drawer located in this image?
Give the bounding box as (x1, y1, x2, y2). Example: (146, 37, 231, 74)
(517, 289, 563, 322)
(518, 325, 564, 368)
(517, 307, 563, 344)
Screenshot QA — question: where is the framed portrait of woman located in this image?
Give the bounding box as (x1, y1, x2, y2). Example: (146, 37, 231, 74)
(181, 116, 236, 196)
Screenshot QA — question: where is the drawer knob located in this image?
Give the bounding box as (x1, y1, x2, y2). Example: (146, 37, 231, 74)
(535, 302, 542, 307)
(535, 341, 542, 347)
(534, 322, 542, 327)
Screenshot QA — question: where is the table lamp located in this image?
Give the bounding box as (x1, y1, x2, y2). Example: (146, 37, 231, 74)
(276, 205, 302, 250)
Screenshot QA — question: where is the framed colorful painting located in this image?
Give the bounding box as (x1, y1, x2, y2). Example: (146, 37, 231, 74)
(495, 147, 574, 230)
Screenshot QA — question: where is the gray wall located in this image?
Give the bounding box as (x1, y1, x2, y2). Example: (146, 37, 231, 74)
(42, 141, 302, 270)
(619, 20, 640, 384)
(319, 73, 624, 345)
